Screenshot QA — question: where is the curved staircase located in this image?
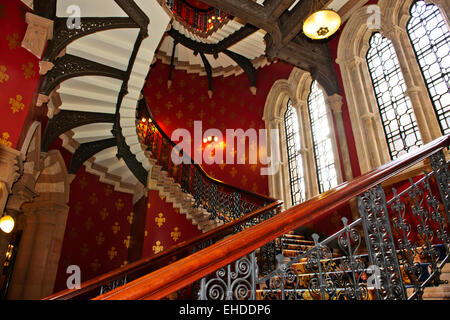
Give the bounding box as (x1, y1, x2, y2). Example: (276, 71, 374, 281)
(51, 0, 169, 194)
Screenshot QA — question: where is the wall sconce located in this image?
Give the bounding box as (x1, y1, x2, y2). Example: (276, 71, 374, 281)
(203, 136, 219, 144)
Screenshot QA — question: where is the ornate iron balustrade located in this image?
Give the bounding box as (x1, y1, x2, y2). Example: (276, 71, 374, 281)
(197, 149, 450, 301)
(166, 0, 230, 37)
(136, 97, 275, 225)
(92, 136, 449, 300)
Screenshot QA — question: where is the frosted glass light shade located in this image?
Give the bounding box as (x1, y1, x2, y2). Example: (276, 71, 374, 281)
(303, 9, 341, 40)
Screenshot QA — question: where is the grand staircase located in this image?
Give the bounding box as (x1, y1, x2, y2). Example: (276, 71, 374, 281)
(31, 0, 450, 301)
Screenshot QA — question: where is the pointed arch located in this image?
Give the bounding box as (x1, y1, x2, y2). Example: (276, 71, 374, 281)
(336, 1, 445, 174)
(263, 67, 344, 208)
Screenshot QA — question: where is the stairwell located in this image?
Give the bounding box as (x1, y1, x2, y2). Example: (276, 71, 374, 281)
(147, 157, 223, 232)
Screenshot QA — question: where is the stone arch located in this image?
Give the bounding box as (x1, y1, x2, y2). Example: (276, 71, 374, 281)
(263, 67, 346, 208)
(34, 150, 70, 205)
(336, 1, 444, 174)
(5, 123, 71, 300)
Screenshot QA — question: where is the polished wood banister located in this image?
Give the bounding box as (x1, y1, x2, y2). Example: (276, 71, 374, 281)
(43, 200, 282, 300)
(94, 135, 450, 300)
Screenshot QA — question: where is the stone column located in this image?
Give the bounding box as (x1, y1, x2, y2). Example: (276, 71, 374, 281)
(383, 25, 442, 143)
(0, 181, 37, 270)
(7, 201, 69, 300)
(271, 117, 287, 207)
(295, 100, 319, 200)
(0, 145, 22, 272)
(6, 211, 38, 299)
(346, 56, 390, 171)
(326, 94, 354, 181)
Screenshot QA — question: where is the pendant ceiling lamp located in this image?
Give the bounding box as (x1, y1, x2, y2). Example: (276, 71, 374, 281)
(303, 0, 341, 40)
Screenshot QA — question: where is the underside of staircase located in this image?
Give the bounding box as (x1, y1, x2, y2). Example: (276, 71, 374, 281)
(44, 0, 233, 233)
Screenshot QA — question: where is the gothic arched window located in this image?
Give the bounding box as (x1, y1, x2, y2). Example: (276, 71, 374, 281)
(366, 32, 423, 159)
(407, 0, 450, 135)
(307, 81, 339, 193)
(284, 100, 305, 205)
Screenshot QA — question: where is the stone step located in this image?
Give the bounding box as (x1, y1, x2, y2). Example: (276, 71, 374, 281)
(282, 247, 315, 257)
(255, 288, 377, 301)
(283, 234, 305, 240)
(280, 238, 314, 246)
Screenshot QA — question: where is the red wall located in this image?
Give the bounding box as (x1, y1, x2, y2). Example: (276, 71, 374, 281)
(0, 0, 40, 149)
(52, 141, 202, 292)
(144, 60, 294, 197)
(53, 161, 134, 292)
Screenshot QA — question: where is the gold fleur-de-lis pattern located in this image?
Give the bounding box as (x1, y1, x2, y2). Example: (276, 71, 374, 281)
(9, 94, 24, 114)
(127, 212, 134, 225)
(0, 65, 9, 83)
(0, 2, 40, 149)
(0, 132, 12, 147)
(123, 235, 133, 249)
(107, 246, 118, 260)
(142, 190, 202, 258)
(155, 213, 166, 228)
(152, 241, 164, 254)
(171, 227, 181, 242)
(21, 62, 35, 79)
(54, 165, 134, 292)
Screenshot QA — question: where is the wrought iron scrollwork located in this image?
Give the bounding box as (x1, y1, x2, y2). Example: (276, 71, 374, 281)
(336, 218, 369, 300)
(99, 275, 128, 296)
(199, 253, 257, 300)
(358, 185, 406, 300)
(306, 234, 337, 300)
(430, 150, 450, 218)
(389, 187, 423, 297)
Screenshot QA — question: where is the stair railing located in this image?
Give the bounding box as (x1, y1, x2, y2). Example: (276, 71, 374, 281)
(137, 97, 278, 225)
(93, 135, 450, 300)
(44, 96, 283, 300)
(43, 200, 282, 300)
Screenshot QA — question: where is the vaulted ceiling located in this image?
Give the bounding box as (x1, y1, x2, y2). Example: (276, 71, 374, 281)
(32, 0, 367, 197)
(156, 0, 365, 95)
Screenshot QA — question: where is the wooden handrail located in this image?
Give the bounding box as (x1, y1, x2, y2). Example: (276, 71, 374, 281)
(43, 200, 282, 300)
(93, 135, 450, 300)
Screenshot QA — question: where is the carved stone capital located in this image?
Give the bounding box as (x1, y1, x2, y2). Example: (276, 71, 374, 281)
(347, 56, 365, 71)
(381, 24, 405, 42)
(5, 180, 38, 214)
(21, 13, 54, 59)
(22, 200, 69, 219)
(326, 94, 344, 113)
(36, 94, 49, 107)
(39, 61, 55, 75)
(46, 90, 62, 119)
(0, 145, 22, 193)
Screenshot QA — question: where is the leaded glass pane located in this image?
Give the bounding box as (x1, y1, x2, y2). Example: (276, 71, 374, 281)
(284, 100, 305, 206)
(366, 32, 423, 159)
(307, 81, 338, 193)
(408, 0, 450, 134)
